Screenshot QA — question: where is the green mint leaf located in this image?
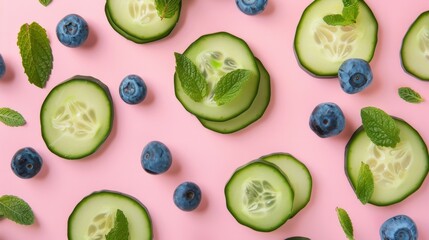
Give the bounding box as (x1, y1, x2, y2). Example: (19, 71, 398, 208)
(213, 69, 251, 106)
(39, 0, 52, 6)
(106, 209, 129, 240)
(342, 2, 359, 22)
(155, 0, 181, 19)
(0, 107, 26, 127)
(17, 22, 53, 88)
(398, 87, 424, 103)
(174, 52, 208, 102)
(361, 107, 400, 148)
(355, 162, 374, 204)
(336, 207, 354, 240)
(323, 0, 359, 26)
(0, 195, 34, 225)
(342, 0, 358, 7)
(323, 14, 349, 26)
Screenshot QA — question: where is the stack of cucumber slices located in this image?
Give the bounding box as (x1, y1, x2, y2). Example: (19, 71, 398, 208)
(105, 0, 181, 43)
(174, 32, 271, 134)
(225, 153, 312, 232)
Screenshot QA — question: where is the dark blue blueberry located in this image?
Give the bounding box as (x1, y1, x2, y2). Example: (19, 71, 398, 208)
(338, 58, 373, 94)
(11, 147, 43, 179)
(380, 215, 418, 240)
(236, 0, 268, 15)
(309, 102, 345, 138)
(56, 14, 89, 47)
(0, 54, 5, 79)
(119, 74, 147, 105)
(173, 182, 202, 211)
(141, 141, 172, 174)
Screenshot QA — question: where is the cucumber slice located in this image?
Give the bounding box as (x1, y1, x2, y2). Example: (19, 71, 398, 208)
(225, 160, 294, 232)
(401, 11, 429, 80)
(40, 76, 113, 160)
(105, 0, 181, 43)
(294, 0, 378, 77)
(175, 32, 260, 121)
(261, 153, 312, 218)
(197, 58, 270, 133)
(68, 191, 152, 240)
(345, 118, 429, 206)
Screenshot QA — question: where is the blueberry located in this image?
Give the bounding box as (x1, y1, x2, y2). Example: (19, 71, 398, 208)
(173, 182, 202, 211)
(338, 58, 373, 94)
(119, 74, 147, 105)
(236, 0, 268, 15)
(11, 147, 43, 179)
(380, 215, 418, 240)
(0, 54, 5, 79)
(141, 141, 172, 174)
(309, 102, 345, 138)
(56, 14, 89, 47)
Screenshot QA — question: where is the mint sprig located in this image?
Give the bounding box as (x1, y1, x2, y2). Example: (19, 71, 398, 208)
(398, 87, 424, 104)
(361, 107, 400, 148)
(39, 0, 52, 6)
(174, 52, 208, 102)
(355, 162, 374, 204)
(336, 207, 354, 240)
(155, 0, 181, 19)
(17, 22, 53, 88)
(213, 69, 251, 106)
(323, 0, 360, 26)
(0, 107, 26, 127)
(106, 209, 129, 240)
(0, 195, 34, 225)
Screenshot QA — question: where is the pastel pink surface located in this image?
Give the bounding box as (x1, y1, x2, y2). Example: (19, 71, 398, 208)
(1, 0, 429, 239)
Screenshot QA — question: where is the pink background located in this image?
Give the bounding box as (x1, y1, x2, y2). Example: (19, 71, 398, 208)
(1, 0, 429, 239)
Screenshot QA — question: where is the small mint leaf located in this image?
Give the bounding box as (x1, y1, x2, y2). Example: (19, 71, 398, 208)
(342, 0, 358, 7)
(398, 87, 424, 103)
(342, 2, 359, 22)
(361, 107, 400, 148)
(0, 107, 26, 127)
(355, 162, 374, 204)
(155, 0, 181, 19)
(174, 52, 208, 102)
(17, 22, 53, 88)
(105, 209, 129, 240)
(39, 0, 52, 6)
(323, 0, 359, 26)
(0, 195, 34, 225)
(336, 207, 354, 240)
(213, 69, 251, 106)
(323, 14, 348, 26)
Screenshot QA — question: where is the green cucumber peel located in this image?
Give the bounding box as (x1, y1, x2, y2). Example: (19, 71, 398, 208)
(155, 0, 181, 19)
(355, 162, 374, 204)
(105, 209, 129, 240)
(336, 207, 354, 240)
(174, 52, 208, 102)
(0, 195, 34, 225)
(213, 69, 251, 106)
(398, 87, 424, 103)
(0, 107, 26, 127)
(360, 106, 400, 148)
(323, 0, 360, 26)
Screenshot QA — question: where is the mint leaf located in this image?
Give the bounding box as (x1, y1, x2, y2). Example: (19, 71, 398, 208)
(398, 87, 424, 103)
(17, 22, 53, 88)
(0, 195, 34, 225)
(361, 107, 400, 148)
(39, 0, 52, 6)
(155, 0, 181, 19)
(106, 209, 129, 240)
(174, 52, 208, 102)
(336, 207, 354, 240)
(323, 14, 351, 26)
(213, 69, 250, 106)
(323, 0, 360, 26)
(0, 107, 26, 127)
(342, 1, 359, 22)
(355, 162, 374, 204)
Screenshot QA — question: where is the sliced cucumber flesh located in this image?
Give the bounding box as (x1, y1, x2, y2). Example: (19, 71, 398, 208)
(175, 32, 260, 121)
(198, 58, 270, 133)
(345, 118, 429, 206)
(261, 153, 312, 218)
(294, 0, 378, 77)
(106, 0, 181, 43)
(41, 76, 113, 159)
(401, 11, 429, 80)
(68, 191, 152, 240)
(225, 160, 294, 232)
